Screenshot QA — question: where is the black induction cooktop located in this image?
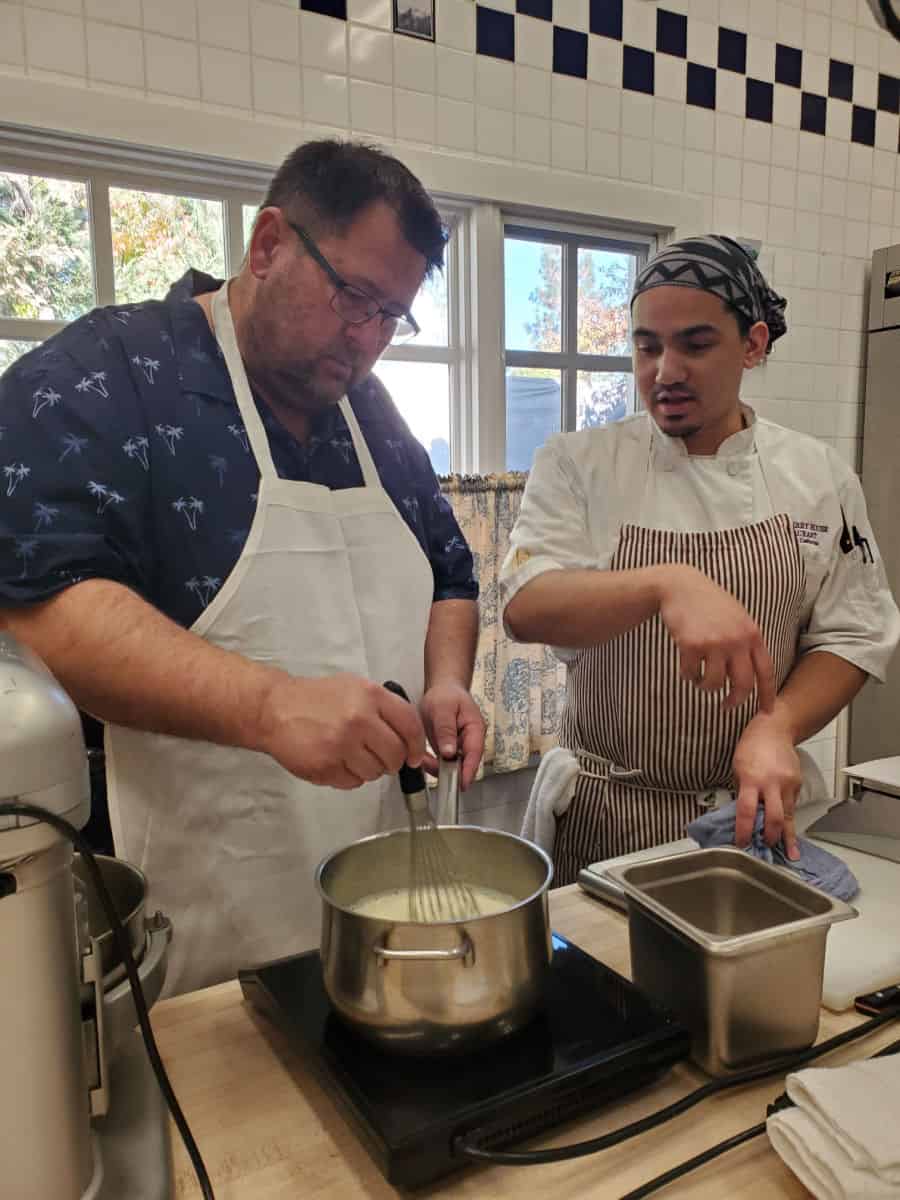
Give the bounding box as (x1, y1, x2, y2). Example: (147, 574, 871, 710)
(239, 933, 690, 1190)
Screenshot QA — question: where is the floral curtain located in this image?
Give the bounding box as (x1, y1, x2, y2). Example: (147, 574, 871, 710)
(440, 473, 567, 774)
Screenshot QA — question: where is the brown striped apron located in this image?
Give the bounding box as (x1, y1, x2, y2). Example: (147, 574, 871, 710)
(553, 451, 806, 887)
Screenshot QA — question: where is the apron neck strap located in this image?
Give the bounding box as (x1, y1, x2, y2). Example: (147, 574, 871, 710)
(211, 280, 278, 479)
(338, 396, 382, 490)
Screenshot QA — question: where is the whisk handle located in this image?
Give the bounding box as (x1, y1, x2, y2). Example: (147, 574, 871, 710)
(383, 680, 428, 795)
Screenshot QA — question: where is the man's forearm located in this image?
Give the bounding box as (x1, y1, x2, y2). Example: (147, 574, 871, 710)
(765, 651, 867, 744)
(424, 599, 478, 690)
(0, 580, 284, 750)
(504, 566, 672, 647)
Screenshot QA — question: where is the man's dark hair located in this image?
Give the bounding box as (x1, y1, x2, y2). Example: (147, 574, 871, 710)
(261, 138, 447, 275)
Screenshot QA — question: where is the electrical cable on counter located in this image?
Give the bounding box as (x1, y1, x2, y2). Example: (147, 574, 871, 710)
(455, 1009, 900, 1166)
(617, 1034, 900, 1200)
(0, 801, 215, 1200)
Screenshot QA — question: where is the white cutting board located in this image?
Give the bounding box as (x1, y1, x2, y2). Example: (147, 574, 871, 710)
(817, 842, 900, 1012)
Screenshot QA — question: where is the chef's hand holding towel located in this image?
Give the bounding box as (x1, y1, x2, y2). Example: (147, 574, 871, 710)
(521, 746, 580, 855)
(767, 1053, 900, 1200)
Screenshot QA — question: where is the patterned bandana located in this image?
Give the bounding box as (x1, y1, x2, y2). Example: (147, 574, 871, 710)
(631, 234, 788, 347)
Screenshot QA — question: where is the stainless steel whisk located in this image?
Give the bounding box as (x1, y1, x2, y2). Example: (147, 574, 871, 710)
(384, 681, 481, 923)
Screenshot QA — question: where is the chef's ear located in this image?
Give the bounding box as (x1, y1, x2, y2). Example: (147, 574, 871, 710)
(743, 320, 769, 368)
(246, 207, 289, 281)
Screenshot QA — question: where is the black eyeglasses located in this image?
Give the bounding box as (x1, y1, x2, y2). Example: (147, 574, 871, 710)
(286, 220, 420, 341)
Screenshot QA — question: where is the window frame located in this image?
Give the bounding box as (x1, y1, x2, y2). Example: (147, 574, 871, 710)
(0, 145, 262, 353)
(503, 221, 652, 441)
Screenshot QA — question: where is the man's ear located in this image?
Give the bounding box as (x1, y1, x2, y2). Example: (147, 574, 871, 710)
(247, 207, 286, 281)
(744, 320, 770, 368)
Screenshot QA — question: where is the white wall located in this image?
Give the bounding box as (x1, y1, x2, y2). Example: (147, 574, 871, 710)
(3, 0, 896, 789)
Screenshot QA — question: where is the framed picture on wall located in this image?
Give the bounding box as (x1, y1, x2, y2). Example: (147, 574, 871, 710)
(393, 0, 435, 41)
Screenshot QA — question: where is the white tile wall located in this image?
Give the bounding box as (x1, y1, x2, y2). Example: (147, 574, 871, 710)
(197, 0, 250, 53)
(303, 67, 348, 128)
(253, 57, 301, 119)
(478, 105, 515, 159)
(24, 7, 86, 77)
(143, 0, 197, 42)
(87, 0, 141, 26)
(347, 0, 390, 30)
(301, 12, 346, 74)
(518, 112, 551, 164)
(144, 33, 200, 99)
(23, 0, 81, 15)
(250, 2, 299, 63)
(201, 45, 252, 110)
(0, 3, 25, 68)
(395, 87, 435, 145)
(350, 77, 393, 136)
(437, 0, 474, 53)
(349, 25, 393, 85)
(87, 20, 144, 88)
(394, 35, 433, 94)
(438, 47, 474, 102)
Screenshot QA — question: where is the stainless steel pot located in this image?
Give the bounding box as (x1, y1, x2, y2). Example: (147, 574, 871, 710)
(316, 826, 553, 1054)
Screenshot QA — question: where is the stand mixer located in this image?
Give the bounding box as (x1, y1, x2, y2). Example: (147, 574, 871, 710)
(0, 632, 174, 1200)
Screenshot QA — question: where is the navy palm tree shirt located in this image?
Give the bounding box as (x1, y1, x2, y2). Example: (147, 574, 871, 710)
(0, 270, 477, 627)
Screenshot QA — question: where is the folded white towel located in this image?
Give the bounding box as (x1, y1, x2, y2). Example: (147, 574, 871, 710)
(520, 746, 580, 854)
(767, 1054, 900, 1199)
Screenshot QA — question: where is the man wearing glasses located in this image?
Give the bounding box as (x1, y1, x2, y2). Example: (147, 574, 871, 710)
(0, 139, 483, 996)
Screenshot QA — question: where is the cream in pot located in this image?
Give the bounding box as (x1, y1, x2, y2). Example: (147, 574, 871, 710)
(348, 885, 519, 922)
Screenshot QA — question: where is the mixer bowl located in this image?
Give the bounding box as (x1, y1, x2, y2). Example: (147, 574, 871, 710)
(73, 853, 171, 1062)
(316, 826, 553, 1055)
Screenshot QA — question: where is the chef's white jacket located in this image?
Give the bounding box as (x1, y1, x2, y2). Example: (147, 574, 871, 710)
(500, 407, 900, 681)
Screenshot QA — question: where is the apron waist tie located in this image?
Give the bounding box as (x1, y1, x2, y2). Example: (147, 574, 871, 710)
(574, 747, 726, 808)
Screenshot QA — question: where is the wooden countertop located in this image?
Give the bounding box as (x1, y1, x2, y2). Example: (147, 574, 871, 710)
(152, 885, 898, 1199)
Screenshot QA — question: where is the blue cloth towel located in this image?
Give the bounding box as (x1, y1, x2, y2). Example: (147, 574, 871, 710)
(687, 800, 859, 902)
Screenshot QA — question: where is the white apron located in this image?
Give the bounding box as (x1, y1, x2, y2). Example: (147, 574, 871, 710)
(106, 280, 434, 997)
(553, 431, 807, 885)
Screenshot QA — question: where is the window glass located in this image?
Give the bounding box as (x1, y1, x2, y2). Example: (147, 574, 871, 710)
(411, 267, 448, 347)
(242, 203, 256, 250)
(373, 359, 451, 474)
(0, 172, 94, 321)
(506, 368, 561, 471)
(0, 339, 39, 374)
(577, 370, 633, 429)
(576, 247, 633, 356)
(504, 237, 562, 353)
(110, 187, 226, 302)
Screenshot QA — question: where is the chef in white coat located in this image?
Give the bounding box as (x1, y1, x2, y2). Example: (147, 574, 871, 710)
(0, 140, 484, 994)
(501, 235, 900, 886)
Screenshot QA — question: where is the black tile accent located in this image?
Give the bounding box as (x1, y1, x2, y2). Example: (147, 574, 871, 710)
(686, 61, 716, 109)
(516, 0, 552, 19)
(590, 0, 623, 40)
(746, 78, 774, 123)
(828, 59, 854, 101)
(851, 104, 877, 146)
(476, 5, 515, 61)
(775, 43, 802, 88)
(718, 27, 746, 74)
(878, 72, 900, 113)
(300, 0, 346, 16)
(656, 8, 687, 58)
(800, 91, 827, 135)
(622, 44, 654, 94)
(554, 26, 588, 78)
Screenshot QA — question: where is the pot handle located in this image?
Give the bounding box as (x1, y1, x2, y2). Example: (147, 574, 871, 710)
(373, 932, 475, 968)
